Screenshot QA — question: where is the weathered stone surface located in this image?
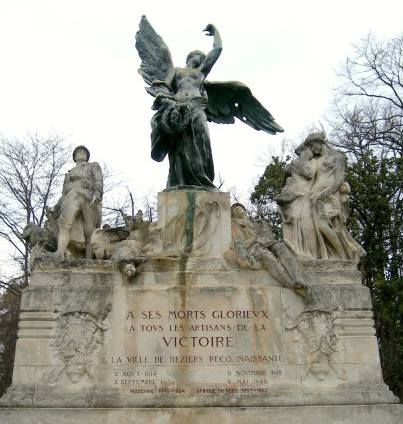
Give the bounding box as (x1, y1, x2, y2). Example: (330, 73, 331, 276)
(22, 146, 104, 262)
(277, 132, 365, 262)
(0, 404, 402, 423)
(1, 255, 397, 408)
(157, 190, 231, 257)
(0, 190, 400, 421)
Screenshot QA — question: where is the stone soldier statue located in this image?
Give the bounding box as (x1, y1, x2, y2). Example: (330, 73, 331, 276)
(53, 146, 103, 259)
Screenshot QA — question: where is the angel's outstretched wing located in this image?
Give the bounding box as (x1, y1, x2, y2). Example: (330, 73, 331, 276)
(135, 16, 174, 95)
(205, 81, 284, 134)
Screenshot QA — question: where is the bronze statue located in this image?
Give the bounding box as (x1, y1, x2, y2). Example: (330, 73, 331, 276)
(135, 16, 283, 190)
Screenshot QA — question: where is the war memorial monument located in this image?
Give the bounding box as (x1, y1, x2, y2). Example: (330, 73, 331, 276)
(0, 16, 402, 423)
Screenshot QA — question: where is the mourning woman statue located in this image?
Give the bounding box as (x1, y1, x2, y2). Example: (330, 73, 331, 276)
(276, 143, 316, 257)
(277, 133, 365, 262)
(52, 146, 103, 259)
(135, 16, 283, 190)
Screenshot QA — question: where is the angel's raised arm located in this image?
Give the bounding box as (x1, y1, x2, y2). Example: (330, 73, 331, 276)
(201, 24, 222, 77)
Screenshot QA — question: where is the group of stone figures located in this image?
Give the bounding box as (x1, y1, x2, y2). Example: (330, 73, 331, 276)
(225, 132, 365, 291)
(22, 145, 152, 277)
(277, 132, 365, 262)
(23, 133, 364, 288)
(23, 16, 365, 284)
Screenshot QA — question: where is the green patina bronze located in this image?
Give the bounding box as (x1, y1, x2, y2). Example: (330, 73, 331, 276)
(135, 16, 284, 190)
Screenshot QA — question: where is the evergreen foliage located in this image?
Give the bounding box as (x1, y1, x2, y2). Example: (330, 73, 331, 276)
(0, 288, 20, 397)
(250, 156, 289, 239)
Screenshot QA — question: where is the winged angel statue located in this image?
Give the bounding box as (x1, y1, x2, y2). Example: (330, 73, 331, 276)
(136, 16, 284, 189)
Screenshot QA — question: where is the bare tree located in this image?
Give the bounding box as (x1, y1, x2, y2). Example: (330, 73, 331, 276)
(141, 191, 157, 223)
(102, 191, 134, 227)
(330, 102, 399, 157)
(0, 134, 70, 285)
(341, 33, 403, 109)
(102, 186, 158, 228)
(334, 33, 403, 156)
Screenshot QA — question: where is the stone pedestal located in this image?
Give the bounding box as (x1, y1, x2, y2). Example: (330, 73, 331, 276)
(1, 405, 402, 424)
(157, 190, 231, 257)
(0, 191, 402, 422)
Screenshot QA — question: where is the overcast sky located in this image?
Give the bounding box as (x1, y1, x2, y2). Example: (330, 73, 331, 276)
(1, 0, 402, 199)
(0, 1, 402, 275)
(0, 0, 403, 276)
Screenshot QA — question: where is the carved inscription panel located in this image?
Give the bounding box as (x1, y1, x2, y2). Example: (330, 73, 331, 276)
(109, 286, 292, 396)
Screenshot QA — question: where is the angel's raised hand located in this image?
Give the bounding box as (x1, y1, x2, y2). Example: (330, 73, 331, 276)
(203, 24, 216, 36)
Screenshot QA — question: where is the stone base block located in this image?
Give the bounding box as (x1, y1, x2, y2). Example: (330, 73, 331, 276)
(157, 190, 231, 257)
(0, 404, 402, 424)
(2, 258, 398, 409)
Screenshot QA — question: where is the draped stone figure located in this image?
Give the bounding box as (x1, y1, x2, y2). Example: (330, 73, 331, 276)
(276, 144, 316, 257)
(276, 133, 365, 261)
(135, 16, 283, 190)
